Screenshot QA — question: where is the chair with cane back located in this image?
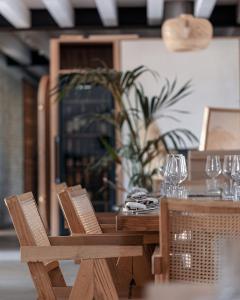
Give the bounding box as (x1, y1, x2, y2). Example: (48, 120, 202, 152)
(5, 191, 143, 299)
(152, 198, 240, 283)
(57, 185, 145, 298)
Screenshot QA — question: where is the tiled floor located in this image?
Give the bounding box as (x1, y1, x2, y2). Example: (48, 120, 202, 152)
(0, 235, 78, 300)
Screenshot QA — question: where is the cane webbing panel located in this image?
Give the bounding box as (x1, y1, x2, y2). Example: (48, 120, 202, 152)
(69, 188, 118, 299)
(169, 210, 240, 283)
(71, 189, 102, 234)
(19, 195, 50, 247)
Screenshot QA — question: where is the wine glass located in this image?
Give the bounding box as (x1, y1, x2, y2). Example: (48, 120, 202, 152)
(178, 155, 188, 185)
(231, 155, 240, 183)
(222, 155, 234, 196)
(164, 154, 188, 197)
(205, 155, 221, 191)
(231, 155, 240, 200)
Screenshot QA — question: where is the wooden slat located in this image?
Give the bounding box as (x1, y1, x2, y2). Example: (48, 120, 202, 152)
(49, 234, 143, 246)
(21, 245, 143, 262)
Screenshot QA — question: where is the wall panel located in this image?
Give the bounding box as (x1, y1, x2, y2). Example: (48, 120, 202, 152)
(120, 38, 240, 148)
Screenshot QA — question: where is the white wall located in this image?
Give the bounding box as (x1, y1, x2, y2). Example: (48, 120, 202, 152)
(120, 38, 240, 148)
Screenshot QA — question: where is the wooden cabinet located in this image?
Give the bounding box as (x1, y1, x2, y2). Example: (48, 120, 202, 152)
(39, 35, 138, 234)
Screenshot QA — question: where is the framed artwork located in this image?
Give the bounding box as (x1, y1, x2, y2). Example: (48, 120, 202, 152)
(199, 107, 240, 150)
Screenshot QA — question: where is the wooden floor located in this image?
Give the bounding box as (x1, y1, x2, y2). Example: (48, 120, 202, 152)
(0, 235, 79, 300)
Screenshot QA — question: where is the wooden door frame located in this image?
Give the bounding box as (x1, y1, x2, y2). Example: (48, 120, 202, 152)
(49, 35, 138, 235)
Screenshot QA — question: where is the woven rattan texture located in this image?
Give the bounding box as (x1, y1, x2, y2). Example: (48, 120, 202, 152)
(169, 211, 240, 283)
(20, 197, 50, 246)
(70, 190, 118, 299)
(71, 191, 102, 234)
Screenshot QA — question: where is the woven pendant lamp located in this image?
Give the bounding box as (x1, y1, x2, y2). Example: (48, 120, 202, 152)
(161, 14, 213, 52)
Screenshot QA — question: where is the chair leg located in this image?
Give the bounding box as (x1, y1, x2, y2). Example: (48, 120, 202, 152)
(49, 266, 67, 287)
(69, 260, 94, 300)
(94, 259, 118, 300)
(28, 262, 56, 300)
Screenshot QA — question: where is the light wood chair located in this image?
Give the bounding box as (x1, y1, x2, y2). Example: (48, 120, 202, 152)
(56, 183, 118, 233)
(199, 107, 240, 150)
(5, 192, 143, 299)
(152, 198, 240, 283)
(188, 149, 240, 180)
(57, 185, 146, 298)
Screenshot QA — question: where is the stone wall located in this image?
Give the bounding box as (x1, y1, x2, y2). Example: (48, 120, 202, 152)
(0, 65, 23, 227)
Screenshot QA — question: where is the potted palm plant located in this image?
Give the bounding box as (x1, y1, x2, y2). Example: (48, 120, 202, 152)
(58, 65, 197, 191)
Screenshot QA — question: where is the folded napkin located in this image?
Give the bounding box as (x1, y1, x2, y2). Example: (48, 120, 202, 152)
(123, 187, 159, 212)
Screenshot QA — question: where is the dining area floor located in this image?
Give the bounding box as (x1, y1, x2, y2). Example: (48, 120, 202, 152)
(0, 234, 79, 299)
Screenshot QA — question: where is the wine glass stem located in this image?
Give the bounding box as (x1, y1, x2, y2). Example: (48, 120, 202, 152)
(229, 178, 233, 194)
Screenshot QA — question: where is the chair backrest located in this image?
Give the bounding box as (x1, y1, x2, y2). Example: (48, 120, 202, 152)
(160, 198, 240, 283)
(58, 185, 102, 234)
(199, 107, 240, 150)
(58, 185, 119, 299)
(188, 150, 240, 180)
(5, 192, 68, 298)
(5, 192, 50, 247)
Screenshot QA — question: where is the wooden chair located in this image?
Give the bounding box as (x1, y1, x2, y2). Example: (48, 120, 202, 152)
(152, 198, 240, 283)
(56, 183, 117, 233)
(188, 149, 240, 180)
(5, 192, 143, 299)
(199, 107, 240, 150)
(57, 185, 146, 298)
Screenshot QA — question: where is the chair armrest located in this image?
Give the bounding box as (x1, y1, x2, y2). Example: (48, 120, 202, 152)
(49, 234, 143, 246)
(151, 246, 163, 275)
(21, 245, 143, 262)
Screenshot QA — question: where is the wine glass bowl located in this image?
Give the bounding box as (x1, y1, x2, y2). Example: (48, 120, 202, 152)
(205, 155, 221, 192)
(205, 155, 221, 179)
(223, 155, 233, 179)
(163, 154, 188, 197)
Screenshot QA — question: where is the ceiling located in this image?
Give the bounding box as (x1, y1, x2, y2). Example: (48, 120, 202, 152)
(0, 0, 238, 78)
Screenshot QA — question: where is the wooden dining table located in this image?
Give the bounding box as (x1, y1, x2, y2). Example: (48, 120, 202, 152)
(113, 179, 225, 295)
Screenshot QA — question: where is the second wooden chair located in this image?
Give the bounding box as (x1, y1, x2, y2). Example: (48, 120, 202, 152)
(57, 184, 144, 299)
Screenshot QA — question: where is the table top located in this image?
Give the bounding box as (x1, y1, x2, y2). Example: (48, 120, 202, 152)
(116, 180, 229, 232)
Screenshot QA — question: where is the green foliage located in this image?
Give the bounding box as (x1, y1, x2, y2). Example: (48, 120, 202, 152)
(58, 65, 198, 191)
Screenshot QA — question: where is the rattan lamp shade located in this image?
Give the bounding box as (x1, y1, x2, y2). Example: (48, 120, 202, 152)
(161, 14, 213, 52)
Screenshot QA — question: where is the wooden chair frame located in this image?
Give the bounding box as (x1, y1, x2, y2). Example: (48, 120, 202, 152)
(152, 198, 240, 283)
(5, 192, 143, 299)
(57, 184, 146, 298)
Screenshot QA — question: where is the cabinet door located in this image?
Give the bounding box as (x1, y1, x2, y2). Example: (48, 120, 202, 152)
(59, 84, 116, 213)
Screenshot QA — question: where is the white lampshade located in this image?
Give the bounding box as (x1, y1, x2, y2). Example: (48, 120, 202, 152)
(161, 14, 213, 52)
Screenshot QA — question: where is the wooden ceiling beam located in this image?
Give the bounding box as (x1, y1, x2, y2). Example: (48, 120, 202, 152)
(194, 0, 217, 18)
(95, 0, 118, 27)
(0, 0, 30, 28)
(42, 0, 74, 28)
(147, 0, 164, 26)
